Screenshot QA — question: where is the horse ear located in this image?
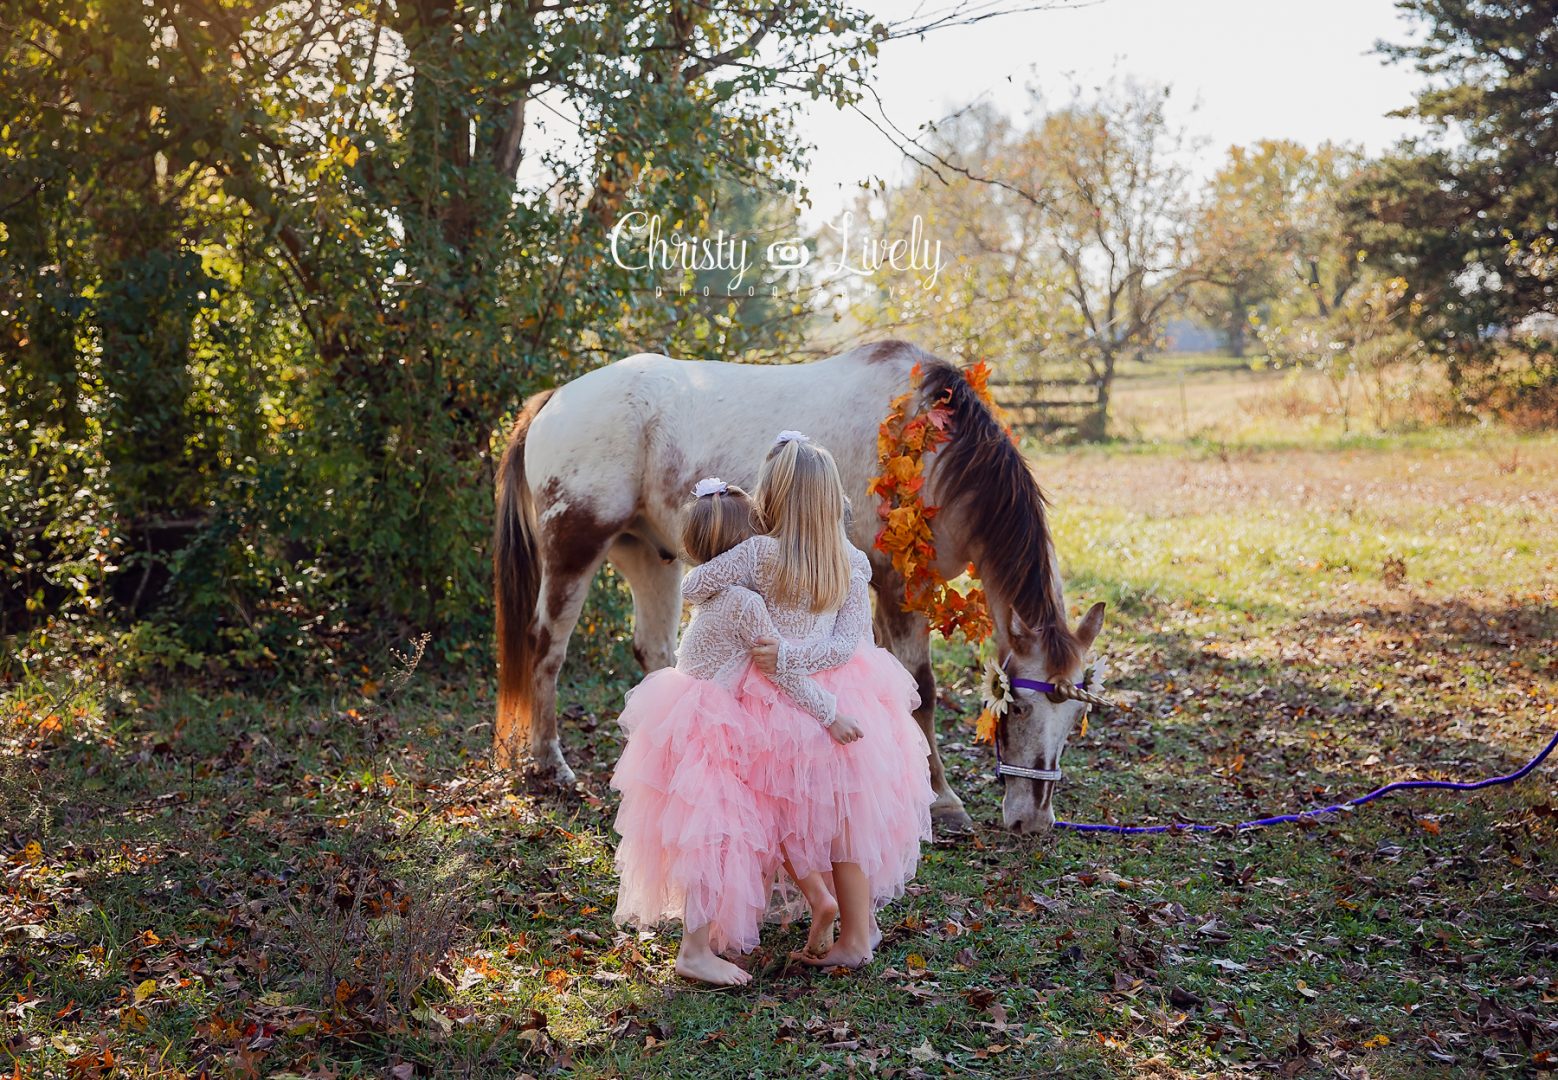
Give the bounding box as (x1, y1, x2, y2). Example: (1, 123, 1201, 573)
(1075, 601, 1106, 650)
(1009, 608, 1034, 644)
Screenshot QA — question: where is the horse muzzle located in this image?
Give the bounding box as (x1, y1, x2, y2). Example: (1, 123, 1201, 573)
(1003, 777, 1058, 833)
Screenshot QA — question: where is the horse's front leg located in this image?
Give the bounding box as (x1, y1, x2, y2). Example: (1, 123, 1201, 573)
(873, 598, 974, 835)
(607, 534, 682, 674)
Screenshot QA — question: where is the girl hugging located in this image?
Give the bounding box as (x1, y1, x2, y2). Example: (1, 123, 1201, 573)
(611, 431, 934, 986)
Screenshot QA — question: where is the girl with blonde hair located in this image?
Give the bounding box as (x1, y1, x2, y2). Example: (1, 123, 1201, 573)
(610, 478, 861, 985)
(681, 432, 934, 968)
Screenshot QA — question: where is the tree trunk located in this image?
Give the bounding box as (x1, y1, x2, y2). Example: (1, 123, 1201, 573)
(93, 139, 200, 526)
(1228, 288, 1246, 358)
(1307, 257, 1330, 317)
(1081, 347, 1116, 441)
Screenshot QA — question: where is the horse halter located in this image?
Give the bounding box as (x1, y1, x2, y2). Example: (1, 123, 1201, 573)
(991, 668, 1125, 784)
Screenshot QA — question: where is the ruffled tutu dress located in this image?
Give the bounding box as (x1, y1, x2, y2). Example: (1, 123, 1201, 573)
(613, 533, 935, 952)
(736, 642, 934, 907)
(610, 663, 784, 956)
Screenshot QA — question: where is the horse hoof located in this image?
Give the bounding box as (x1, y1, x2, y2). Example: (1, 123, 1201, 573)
(931, 804, 974, 838)
(519, 756, 578, 793)
(522, 770, 578, 795)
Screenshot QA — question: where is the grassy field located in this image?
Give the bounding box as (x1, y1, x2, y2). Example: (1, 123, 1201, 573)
(4, 370, 1556, 1078)
(1106, 352, 1449, 445)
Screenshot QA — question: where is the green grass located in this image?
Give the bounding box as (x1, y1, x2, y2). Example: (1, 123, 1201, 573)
(4, 408, 1556, 1076)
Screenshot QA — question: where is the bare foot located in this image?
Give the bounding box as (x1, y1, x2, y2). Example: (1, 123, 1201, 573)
(805, 895, 839, 957)
(794, 940, 873, 969)
(868, 911, 882, 951)
(675, 952, 752, 987)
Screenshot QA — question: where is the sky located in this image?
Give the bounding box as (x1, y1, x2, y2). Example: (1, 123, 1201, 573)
(794, 0, 1432, 223)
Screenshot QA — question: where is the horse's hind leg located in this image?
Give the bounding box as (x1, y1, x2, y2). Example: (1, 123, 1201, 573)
(607, 533, 682, 673)
(527, 531, 616, 787)
(874, 597, 974, 835)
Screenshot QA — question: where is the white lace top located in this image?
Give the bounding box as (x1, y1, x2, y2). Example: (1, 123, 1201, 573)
(677, 535, 873, 726)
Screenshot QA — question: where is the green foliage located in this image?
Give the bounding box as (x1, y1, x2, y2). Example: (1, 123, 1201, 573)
(1189, 141, 1363, 359)
(0, 421, 117, 649)
(1, 0, 884, 670)
(1256, 275, 1424, 433)
(570, 564, 640, 681)
(1347, 0, 1557, 402)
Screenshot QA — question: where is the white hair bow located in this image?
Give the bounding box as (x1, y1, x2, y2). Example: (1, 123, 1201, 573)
(691, 477, 729, 498)
(775, 430, 809, 446)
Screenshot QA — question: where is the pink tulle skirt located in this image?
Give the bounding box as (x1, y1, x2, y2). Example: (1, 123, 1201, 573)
(609, 667, 786, 955)
(610, 648, 934, 955)
(735, 644, 935, 907)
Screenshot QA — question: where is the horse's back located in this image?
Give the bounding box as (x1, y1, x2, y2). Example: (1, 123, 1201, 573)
(525, 342, 931, 540)
(625, 342, 924, 463)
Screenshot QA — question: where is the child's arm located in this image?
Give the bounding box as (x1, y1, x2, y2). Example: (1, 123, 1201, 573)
(729, 587, 839, 727)
(773, 549, 872, 677)
(681, 535, 763, 605)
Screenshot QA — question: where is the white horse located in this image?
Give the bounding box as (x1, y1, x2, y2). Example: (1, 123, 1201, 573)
(493, 340, 1107, 833)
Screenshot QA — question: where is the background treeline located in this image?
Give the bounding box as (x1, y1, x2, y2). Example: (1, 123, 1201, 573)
(833, 1, 1556, 437)
(2, 0, 1553, 675)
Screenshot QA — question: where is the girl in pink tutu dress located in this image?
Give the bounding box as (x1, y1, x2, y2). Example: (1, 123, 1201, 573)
(680, 432, 936, 969)
(610, 477, 862, 987)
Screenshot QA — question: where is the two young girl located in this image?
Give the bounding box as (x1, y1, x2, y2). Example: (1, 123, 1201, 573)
(611, 433, 934, 985)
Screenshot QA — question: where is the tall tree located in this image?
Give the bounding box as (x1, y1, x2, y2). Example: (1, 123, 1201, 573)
(1348, 0, 1557, 399)
(0, 0, 887, 657)
(1189, 141, 1361, 358)
(1005, 80, 1196, 433)
(834, 81, 1196, 437)
(824, 103, 1073, 373)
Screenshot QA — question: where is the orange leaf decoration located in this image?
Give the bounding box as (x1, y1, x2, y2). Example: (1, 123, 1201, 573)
(964, 359, 991, 398)
(975, 708, 999, 744)
(884, 454, 921, 485)
(870, 364, 997, 642)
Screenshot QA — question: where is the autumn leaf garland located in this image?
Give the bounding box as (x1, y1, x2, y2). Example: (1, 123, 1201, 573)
(868, 361, 1001, 643)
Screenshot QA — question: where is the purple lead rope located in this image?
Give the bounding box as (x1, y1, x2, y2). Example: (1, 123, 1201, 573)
(1053, 727, 1558, 835)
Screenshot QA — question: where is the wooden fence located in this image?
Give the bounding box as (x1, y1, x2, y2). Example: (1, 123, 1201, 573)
(987, 377, 1103, 438)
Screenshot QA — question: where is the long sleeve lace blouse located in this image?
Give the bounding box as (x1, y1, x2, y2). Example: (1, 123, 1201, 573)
(673, 583, 841, 725)
(678, 536, 873, 726)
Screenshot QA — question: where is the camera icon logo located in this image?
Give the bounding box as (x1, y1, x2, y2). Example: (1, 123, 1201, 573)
(765, 239, 812, 270)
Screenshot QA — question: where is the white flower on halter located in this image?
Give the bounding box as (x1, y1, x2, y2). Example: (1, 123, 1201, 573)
(979, 659, 1013, 718)
(691, 476, 729, 498)
(975, 658, 1013, 744)
(774, 430, 809, 447)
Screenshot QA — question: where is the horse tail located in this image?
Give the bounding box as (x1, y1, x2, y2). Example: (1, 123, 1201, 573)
(493, 388, 555, 767)
(918, 361, 1082, 675)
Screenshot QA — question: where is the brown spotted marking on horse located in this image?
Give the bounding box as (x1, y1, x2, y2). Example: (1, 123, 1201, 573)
(537, 479, 622, 580)
(532, 479, 623, 675)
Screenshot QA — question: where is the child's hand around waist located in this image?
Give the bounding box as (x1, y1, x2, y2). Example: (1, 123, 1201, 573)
(828, 714, 863, 745)
(750, 636, 780, 675)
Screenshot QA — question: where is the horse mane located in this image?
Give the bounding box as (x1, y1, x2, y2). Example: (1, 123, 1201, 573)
(918, 360, 1082, 675)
